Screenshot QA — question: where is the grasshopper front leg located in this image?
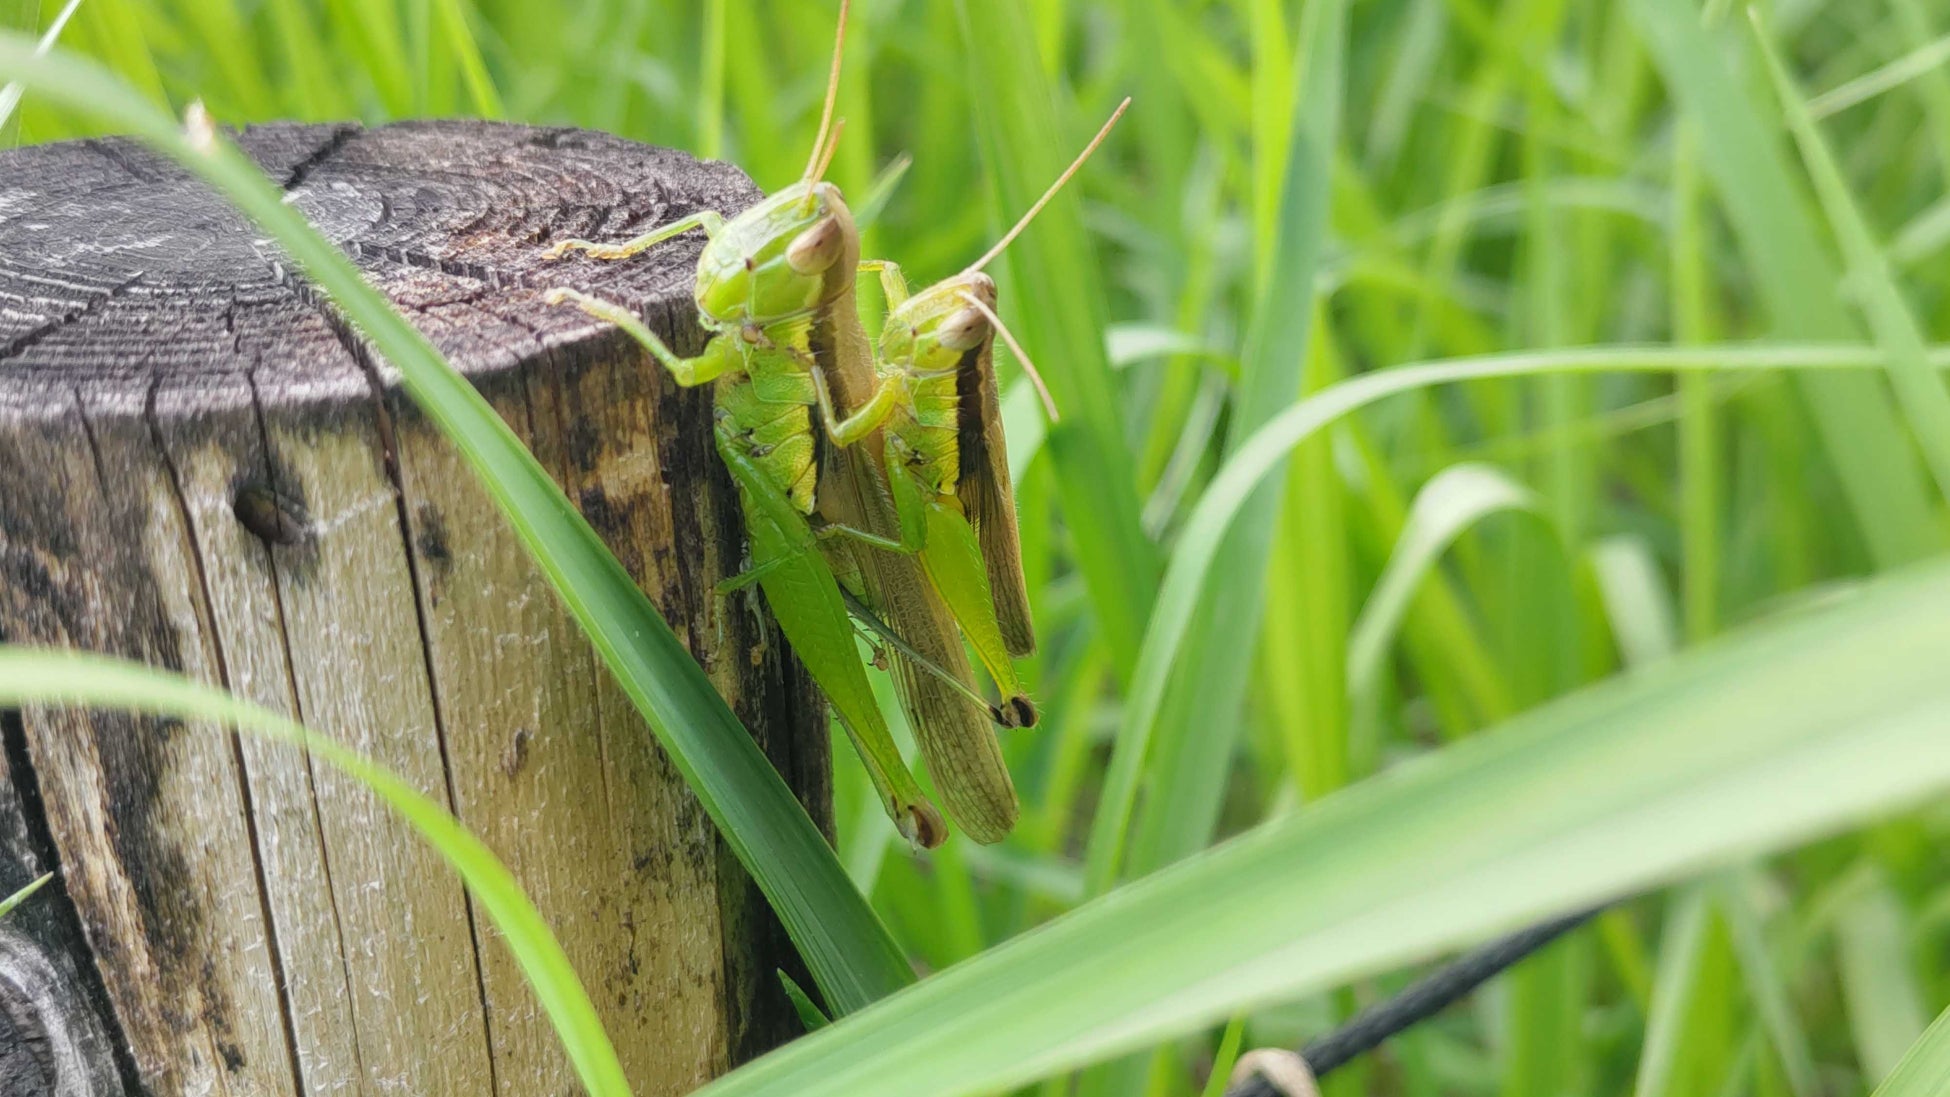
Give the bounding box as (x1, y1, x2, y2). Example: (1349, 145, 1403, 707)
(544, 210, 727, 261)
(858, 259, 911, 309)
(544, 288, 741, 386)
(809, 361, 903, 448)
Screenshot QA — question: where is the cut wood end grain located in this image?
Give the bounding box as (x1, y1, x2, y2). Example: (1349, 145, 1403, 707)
(0, 121, 829, 1097)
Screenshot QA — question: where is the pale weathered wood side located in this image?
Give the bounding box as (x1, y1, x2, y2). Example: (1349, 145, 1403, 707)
(0, 120, 823, 1096)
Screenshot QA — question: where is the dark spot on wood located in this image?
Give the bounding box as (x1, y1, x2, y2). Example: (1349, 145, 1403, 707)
(500, 728, 532, 780)
(578, 485, 622, 541)
(232, 485, 309, 546)
(564, 417, 602, 472)
(414, 503, 451, 566)
(632, 844, 672, 879)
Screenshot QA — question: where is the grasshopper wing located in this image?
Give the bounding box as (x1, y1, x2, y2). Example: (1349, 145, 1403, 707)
(958, 341, 1036, 657)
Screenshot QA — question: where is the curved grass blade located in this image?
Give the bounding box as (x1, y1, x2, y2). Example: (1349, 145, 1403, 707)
(0, 34, 912, 1014)
(1591, 535, 1680, 669)
(690, 555, 1950, 1097)
(1348, 464, 1544, 707)
(0, 651, 630, 1097)
(1087, 340, 1950, 899)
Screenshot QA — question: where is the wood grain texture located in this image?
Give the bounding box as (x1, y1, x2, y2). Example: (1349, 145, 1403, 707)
(0, 120, 825, 1096)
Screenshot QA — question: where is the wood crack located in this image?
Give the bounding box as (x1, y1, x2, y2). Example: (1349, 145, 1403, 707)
(304, 292, 506, 1097)
(276, 126, 359, 193)
(141, 378, 311, 1097)
(239, 370, 373, 1093)
(0, 274, 143, 364)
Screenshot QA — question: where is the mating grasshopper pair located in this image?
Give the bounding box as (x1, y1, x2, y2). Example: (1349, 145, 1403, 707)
(543, 1, 1121, 847)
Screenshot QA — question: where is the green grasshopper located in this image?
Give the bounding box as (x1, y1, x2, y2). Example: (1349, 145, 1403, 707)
(818, 101, 1128, 716)
(529, 285, 946, 847)
(543, 0, 1020, 845)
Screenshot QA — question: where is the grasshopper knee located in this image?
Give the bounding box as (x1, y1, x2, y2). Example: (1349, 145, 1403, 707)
(1000, 694, 1038, 729)
(899, 802, 948, 850)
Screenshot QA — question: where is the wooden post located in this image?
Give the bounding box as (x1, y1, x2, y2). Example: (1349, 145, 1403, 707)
(0, 120, 830, 1096)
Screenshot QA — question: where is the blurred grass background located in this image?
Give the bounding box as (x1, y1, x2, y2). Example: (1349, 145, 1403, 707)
(9, 0, 1950, 1093)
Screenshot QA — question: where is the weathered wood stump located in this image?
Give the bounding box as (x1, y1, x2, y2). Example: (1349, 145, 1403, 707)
(0, 120, 830, 1096)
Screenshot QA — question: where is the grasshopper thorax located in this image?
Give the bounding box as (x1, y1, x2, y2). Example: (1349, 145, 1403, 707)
(881, 272, 997, 373)
(695, 181, 859, 328)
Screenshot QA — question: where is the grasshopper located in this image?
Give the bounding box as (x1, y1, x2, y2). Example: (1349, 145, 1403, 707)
(543, 0, 1021, 845)
(817, 101, 1129, 719)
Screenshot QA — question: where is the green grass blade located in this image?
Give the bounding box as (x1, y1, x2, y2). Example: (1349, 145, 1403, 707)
(1082, 338, 1950, 915)
(1628, 0, 1941, 567)
(692, 556, 1950, 1097)
(264, 0, 352, 118)
(1633, 886, 1713, 1097)
(0, 0, 81, 133)
(1672, 128, 1720, 643)
(172, 0, 272, 114)
(335, 0, 413, 115)
(1807, 31, 1950, 119)
(1349, 464, 1543, 706)
(1721, 874, 1819, 1097)
(953, 0, 1160, 681)
(1591, 535, 1680, 668)
(0, 651, 631, 1097)
(1870, 1001, 1950, 1097)
(0, 872, 53, 919)
(0, 34, 912, 1014)
(1750, 11, 1950, 501)
(1115, 0, 1345, 889)
(697, 0, 725, 158)
(433, 0, 505, 118)
(1837, 878, 1930, 1080)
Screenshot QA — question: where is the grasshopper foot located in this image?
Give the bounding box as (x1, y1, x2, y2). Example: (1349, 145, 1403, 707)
(544, 237, 632, 261)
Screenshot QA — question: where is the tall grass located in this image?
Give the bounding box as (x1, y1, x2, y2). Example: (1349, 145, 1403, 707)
(8, 0, 1950, 1095)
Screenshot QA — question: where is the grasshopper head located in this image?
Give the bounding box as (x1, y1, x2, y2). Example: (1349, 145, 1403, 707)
(694, 181, 859, 325)
(881, 272, 998, 373)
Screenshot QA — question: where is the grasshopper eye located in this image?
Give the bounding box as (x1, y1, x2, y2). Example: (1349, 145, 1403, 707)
(937, 306, 989, 352)
(785, 216, 844, 274)
(964, 272, 998, 305)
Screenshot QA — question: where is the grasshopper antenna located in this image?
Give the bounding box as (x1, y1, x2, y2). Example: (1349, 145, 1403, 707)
(963, 96, 1131, 276)
(800, 0, 852, 191)
(810, 117, 847, 187)
(958, 290, 1059, 423)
